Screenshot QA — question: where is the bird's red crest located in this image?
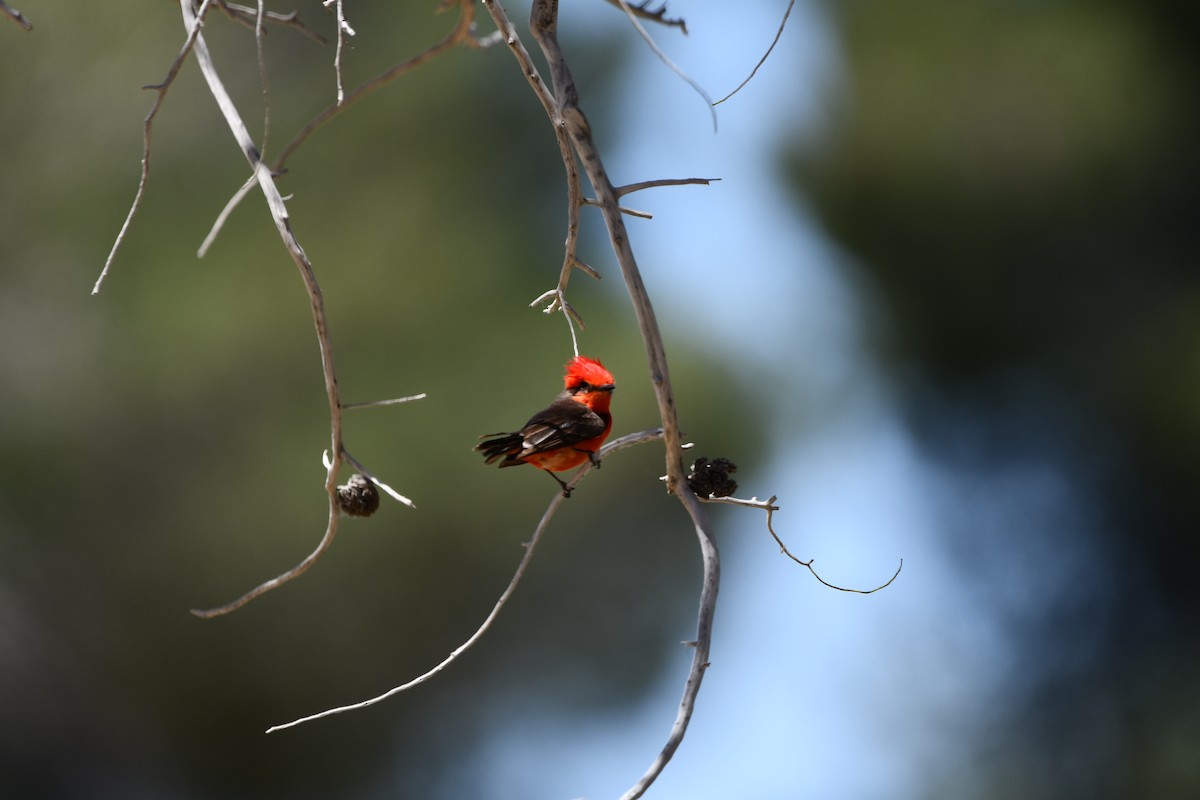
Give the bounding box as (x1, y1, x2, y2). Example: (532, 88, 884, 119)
(564, 356, 614, 389)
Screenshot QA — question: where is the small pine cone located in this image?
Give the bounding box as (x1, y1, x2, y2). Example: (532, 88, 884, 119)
(338, 473, 380, 518)
(687, 456, 738, 498)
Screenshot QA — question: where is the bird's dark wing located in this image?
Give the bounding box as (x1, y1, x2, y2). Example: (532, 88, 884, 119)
(516, 392, 607, 456)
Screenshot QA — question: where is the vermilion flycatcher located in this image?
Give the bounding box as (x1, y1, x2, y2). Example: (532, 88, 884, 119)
(476, 356, 615, 496)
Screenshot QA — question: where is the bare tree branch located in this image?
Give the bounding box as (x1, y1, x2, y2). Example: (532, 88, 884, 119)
(174, 0, 393, 618)
(93, 0, 216, 294)
(98, 1, 469, 619)
(480, 2, 720, 796)
(339, 449, 416, 510)
(342, 393, 428, 410)
(266, 428, 665, 733)
(198, 173, 257, 257)
(615, 0, 715, 131)
(199, 0, 480, 246)
(252, 1, 271, 154)
(482, 0, 596, 320)
(714, 0, 796, 106)
(92, 1, 892, 793)
(599, 0, 686, 34)
(273, 0, 479, 172)
(702, 493, 904, 594)
(621, 490, 717, 800)
(614, 177, 719, 198)
(581, 197, 654, 219)
(324, 0, 355, 105)
(0, 0, 32, 31)
(213, 0, 327, 44)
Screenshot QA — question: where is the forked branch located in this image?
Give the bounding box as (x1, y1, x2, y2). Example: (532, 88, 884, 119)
(199, 0, 483, 252)
(615, 0, 715, 131)
(172, 0, 417, 618)
(178, 0, 345, 617)
(702, 494, 904, 594)
(483, 2, 719, 797)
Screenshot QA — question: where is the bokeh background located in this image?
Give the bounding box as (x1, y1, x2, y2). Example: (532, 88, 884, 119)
(2, 1, 1197, 798)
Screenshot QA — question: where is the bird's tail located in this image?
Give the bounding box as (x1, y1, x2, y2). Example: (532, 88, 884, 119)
(475, 433, 526, 467)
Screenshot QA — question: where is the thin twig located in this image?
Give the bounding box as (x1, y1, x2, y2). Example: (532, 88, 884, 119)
(341, 393, 427, 410)
(192, 2, 274, 260)
(214, 0, 327, 44)
(485, 1, 593, 318)
(581, 197, 654, 219)
(253, 0, 271, 155)
(561, 298, 581, 356)
(762, 497, 902, 594)
(0, 0, 32, 31)
(324, 0, 355, 105)
(614, 177, 719, 198)
(698, 494, 780, 512)
(616, 0, 716, 132)
(571, 260, 601, 280)
(339, 449, 416, 509)
(269, 494, 558, 729)
(202, 0, 478, 247)
(198, 173, 257, 257)
(713, 0, 795, 106)
(274, 0, 475, 172)
(599, 0, 686, 33)
(702, 494, 903, 594)
(267, 428, 664, 733)
(93, 0, 216, 294)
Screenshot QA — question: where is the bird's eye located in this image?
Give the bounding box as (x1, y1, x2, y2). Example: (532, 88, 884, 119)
(573, 381, 592, 393)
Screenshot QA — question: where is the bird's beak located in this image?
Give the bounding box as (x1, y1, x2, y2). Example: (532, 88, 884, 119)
(596, 383, 615, 392)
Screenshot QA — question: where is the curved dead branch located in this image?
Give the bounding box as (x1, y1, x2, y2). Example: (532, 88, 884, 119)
(266, 428, 666, 733)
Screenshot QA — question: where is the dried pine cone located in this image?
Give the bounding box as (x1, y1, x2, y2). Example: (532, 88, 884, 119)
(687, 456, 738, 498)
(338, 473, 380, 517)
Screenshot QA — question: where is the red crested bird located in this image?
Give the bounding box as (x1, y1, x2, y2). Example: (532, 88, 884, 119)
(476, 356, 615, 496)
